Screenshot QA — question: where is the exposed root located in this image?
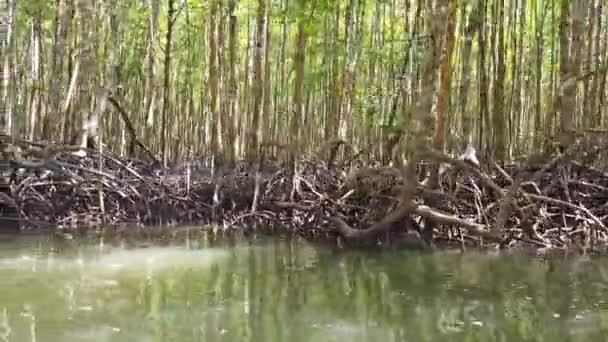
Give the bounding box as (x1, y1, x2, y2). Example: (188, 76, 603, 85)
(1, 139, 608, 254)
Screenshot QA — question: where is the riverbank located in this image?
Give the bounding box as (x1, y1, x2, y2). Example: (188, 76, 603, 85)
(1, 139, 608, 255)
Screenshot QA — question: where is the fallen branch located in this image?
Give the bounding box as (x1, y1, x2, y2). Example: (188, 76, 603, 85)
(107, 95, 158, 163)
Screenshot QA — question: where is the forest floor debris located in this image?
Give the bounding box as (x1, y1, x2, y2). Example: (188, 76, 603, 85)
(2, 140, 608, 255)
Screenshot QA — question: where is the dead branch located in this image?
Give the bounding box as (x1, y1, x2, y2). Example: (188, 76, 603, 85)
(107, 95, 158, 163)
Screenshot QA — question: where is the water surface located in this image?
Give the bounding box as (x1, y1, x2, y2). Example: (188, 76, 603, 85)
(1, 234, 608, 341)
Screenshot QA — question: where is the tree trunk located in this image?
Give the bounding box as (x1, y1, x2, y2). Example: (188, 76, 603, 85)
(144, 0, 160, 145)
(477, 0, 489, 151)
(291, 8, 307, 159)
(558, 0, 574, 145)
(43, 0, 71, 141)
(227, 0, 239, 162)
(28, 14, 42, 141)
(326, 3, 340, 142)
(432, 0, 457, 155)
(458, 1, 480, 148)
(161, 0, 175, 166)
(249, 0, 266, 160)
(75, 0, 95, 150)
(0, 0, 16, 137)
(492, 0, 506, 160)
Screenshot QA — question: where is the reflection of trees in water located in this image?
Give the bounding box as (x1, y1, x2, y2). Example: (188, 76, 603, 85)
(146, 240, 608, 342)
(3, 239, 608, 341)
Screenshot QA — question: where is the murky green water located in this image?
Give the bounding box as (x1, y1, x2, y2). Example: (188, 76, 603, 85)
(1, 234, 608, 342)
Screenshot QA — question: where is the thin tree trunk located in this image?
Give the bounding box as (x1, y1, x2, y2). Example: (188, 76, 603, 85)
(583, 1, 594, 127)
(558, 0, 578, 147)
(28, 14, 42, 141)
(249, 0, 266, 159)
(161, 0, 175, 166)
(291, 1, 307, 160)
(144, 0, 160, 142)
(274, 0, 289, 149)
(326, 3, 340, 141)
(43, 0, 71, 140)
(590, 0, 603, 126)
(492, 0, 506, 159)
(0, 0, 16, 136)
(459, 0, 480, 148)
(75, 0, 95, 150)
(532, 0, 544, 150)
(477, 0, 489, 151)
(208, 0, 221, 160)
(262, 6, 272, 149)
(227, 0, 238, 162)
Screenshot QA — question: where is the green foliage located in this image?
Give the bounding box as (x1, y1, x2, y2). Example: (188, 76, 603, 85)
(19, 0, 52, 19)
(363, 46, 390, 64)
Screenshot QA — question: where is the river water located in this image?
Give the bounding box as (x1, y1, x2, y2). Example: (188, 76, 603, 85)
(1, 233, 608, 342)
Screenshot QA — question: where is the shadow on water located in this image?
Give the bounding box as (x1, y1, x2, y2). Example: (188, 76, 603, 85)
(1, 232, 608, 342)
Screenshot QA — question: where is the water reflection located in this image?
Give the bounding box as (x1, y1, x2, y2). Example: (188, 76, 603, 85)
(0, 235, 608, 341)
